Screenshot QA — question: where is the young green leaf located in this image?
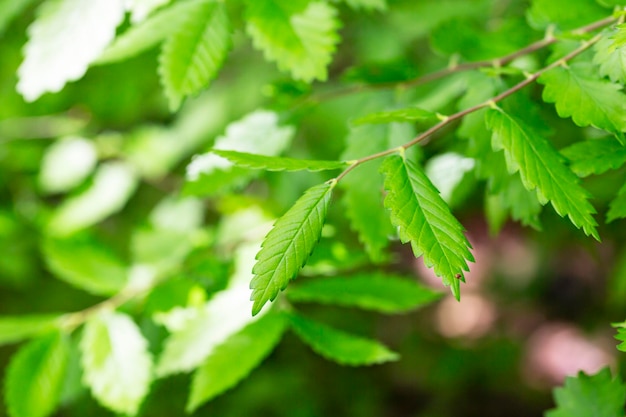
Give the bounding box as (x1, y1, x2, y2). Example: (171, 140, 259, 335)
(593, 30, 626, 85)
(211, 150, 350, 172)
(17, 0, 125, 101)
(526, 0, 605, 30)
(380, 154, 474, 299)
(607, 182, 626, 223)
(5, 333, 70, 417)
(613, 23, 626, 49)
(561, 138, 626, 177)
(244, 0, 340, 81)
(340, 0, 386, 10)
(351, 107, 439, 126)
(545, 368, 625, 417)
(95, 0, 199, 65)
(80, 312, 153, 416)
(288, 313, 399, 366)
(286, 273, 442, 313)
(614, 326, 626, 352)
(0, 315, 62, 347)
(186, 311, 287, 412)
(485, 108, 599, 239)
(159, 0, 232, 110)
(251, 181, 335, 315)
(538, 64, 626, 143)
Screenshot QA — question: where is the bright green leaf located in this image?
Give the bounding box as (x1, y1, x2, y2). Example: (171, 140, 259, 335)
(5, 333, 70, 417)
(0, 0, 38, 35)
(614, 326, 626, 351)
(0, 315, 61, 347)
(125, 0, 171, 23)
(251, 182, 335, 315)
(186, 311, 287, 412)
(211, 150, 350, 172)
(351, 107, 439, 126)
(159, 0, 232, 110)
(380, 154, 474, 299)
(289, 313, 399, 366)
(594, 30, 626, 84)
(526, 0, 606, 30)
(607, 182, 626, 222)
(539, 64, 626, 143)
(486, 108, 599, 239)
(244, 0, 340, 81)
(17, 0, 126, 101)
(612, 23, 626, 49)
(561, 138, 626, 177)
(80, 312, 153, 416)
(545, 368, 625, 417)
(340, 0, 386, 11)
(38, 137, 97, 194)
(286, 273, 442, 313)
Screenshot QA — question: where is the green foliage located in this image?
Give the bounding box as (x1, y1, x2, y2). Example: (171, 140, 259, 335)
(561, 137, 626, 177)
(526, 0, 606, 30)
(608, 182, 626, 222)
(352, 107, 439, 125)
(212, 150, 350, 172)
(545, 368, 626, 417)
(0, 315, 61, 347)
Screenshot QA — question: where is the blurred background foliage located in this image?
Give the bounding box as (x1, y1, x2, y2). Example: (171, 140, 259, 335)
(0, 0, 625, 416)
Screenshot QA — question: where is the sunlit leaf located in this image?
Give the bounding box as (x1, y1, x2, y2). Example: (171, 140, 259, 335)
(0, 315, 61, 347)
(594, 29, 626, 84)
(351, 107, 439, 126)
(125, 0, 171, 23)
(38, 137, 97, 194)
(211, 150, 350, 172)
(561, 138, 626, 177)
(289, 313, 399, 366)
(251, 182, 334, 315)
(526, 0, 605, 30)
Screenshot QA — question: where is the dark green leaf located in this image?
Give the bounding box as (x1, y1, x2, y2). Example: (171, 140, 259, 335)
(561, 138, 626, 177)
(607, 182, 626, 223)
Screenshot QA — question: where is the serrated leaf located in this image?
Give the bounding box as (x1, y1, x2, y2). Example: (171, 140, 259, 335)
(494, 174, 543, 231)
(526, 0, 606, 30)
(42, 235, 127, 296)
(380, 154, 473, 299)
(0, 315, 61, 347)
(186, 311, 287, 412)
(594, 30, 626, 84)
(245, 0, 340, 81)
(159, 0, 232, 110)
(96, 0, 198, 65)
(486, 108, 599, 239)
(539, 64, 626, 143)
(5, 333, 70, 417)
(80, 312, 153, 416)
(251, 182, 335, 315)
(545, 368, 625, 417)
(352, 107, 439, 126)
(561, 138, 626, 177)
(287, 273, 442, 313)
(613, 23, 626, 49)
(0, 0, 38, 35)
(17, 0, 125, 101)
(289, 313, 398, 366)
(341, 0, 386, 10)
(607, 182, 626, 223)
(614, 326, 626, 352)
(211, 150, 350, 172)
(185, 110, 294, 196)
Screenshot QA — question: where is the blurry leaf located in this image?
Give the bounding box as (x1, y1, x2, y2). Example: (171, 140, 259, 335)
(244, 0, 340, 81)
(251, 182, 334, 315)
(380, 154, 474, 299)
(526, 0, 605, 30)
(42, 235, 127, 295)
(211, 150, 350, 172)
(0, 315, 61, 347)
(131, 228, 195, 275)
(39, 137, 97, 194)
(539, 64, 626, 143)
(156, 243, 261, 376)
(185, 110, 294, 196)
(17, 0, 126, 101)
(0, 0, 38, 35)
(5, 333, 70, 417)
(486, 108, 599, 239)
(491, 174, 543, 231)
(561, 138, 626, 177)
(613, 23, 626, 49)
(125, 0, 171, 23)
(340, 0, 386, 10)
(159, 1, 232, 110)
(598, 0, 626, 6)
(425, 153, 475, 204)
(96, 0, 197, 65)
(80, 312, 153, 416)
(287, 273, 442, 313)
(47, 161, 139, 236)
(594, 29, 626, 84)
(352, 107, 439, 126)
(545, 368, 625, 417)
(186, 311, 287, 412)
(149, 195, 204, 232)
(607, 182, 626, 223)
(289, 313, 399, 366)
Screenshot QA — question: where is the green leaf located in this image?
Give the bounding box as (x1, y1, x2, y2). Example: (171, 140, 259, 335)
(17, 0, 126, 101)
(485, 108, 599, 239)
(5, 333, 70, 417)
(286, 273, 442, 313)
(80, 312, 153, 416)
(125, 0, 171, 23)
(593, 29, 626, 84)
(612, 23, 626, 49)
(288, 313, 399, 366)
(490, 174, 543, 231)
(380, 154, 474, 299)
(340, 0, 386, 10)
(545, 368, 625, 417)
(95, 0, 199, 65)
(251, 182, 335, 315)
(244, 0, 340, 81)
(526, 0, 606, 31)
(42, 235, 128, 296)
(0, 0, 38, 35)
(39, 137, 97, 194)
(0, 315, 62, 347)
(211, 150, 350, 172)
(607, 182, 626, 223)
(186, 311, 287, 412)
(614, 326, 626, 352)
(538, 64, 626, 143)
(159, 0, 232, 110)
(351, 107, 439, 126)
(561, 138, 626, 177)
